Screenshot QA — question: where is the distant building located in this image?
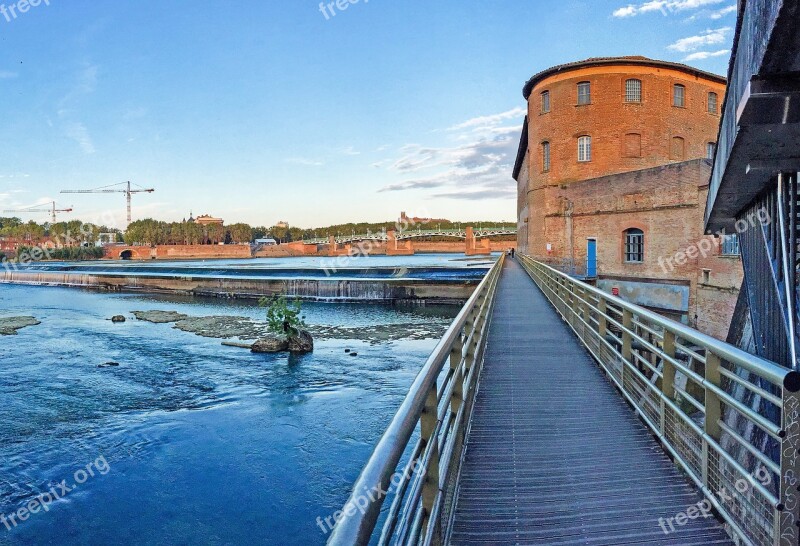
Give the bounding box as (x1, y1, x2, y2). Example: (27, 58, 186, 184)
(192, 214, 224, 226)
(0, 237, 56, 253)
(398, 211, 449, 225)
(515, 56, 742, 339)
(255, 238, 278, 246)
(274, 221, 290, 229)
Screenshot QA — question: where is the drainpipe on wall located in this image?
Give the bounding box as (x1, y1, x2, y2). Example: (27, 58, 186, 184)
(564, 199, 575, 275)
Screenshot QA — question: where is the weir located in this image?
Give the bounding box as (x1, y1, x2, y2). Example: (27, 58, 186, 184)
(0, 262, 490, 303)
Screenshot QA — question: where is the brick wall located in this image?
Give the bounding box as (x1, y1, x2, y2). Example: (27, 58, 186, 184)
(527, 159, 742, 339)
(107, 245, 252, 260)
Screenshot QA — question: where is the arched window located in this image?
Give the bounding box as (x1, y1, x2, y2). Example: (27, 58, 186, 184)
(624, 228, 644, 263)
(577, 82, 591, 105)
(673, 84, 686, 107)
(708, 92, 718, 114)
(578, 136, 592, 162)
(541, 91, 550, 113)
(542, 141, 551, 172)
(707, 142, 716, 160)
(625, 79, 642, 103)
(671, 136, 685, 160)
(623, 133, 642, 158)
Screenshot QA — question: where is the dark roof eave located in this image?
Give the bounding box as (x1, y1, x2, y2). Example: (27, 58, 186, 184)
(522, 57, 727, 99)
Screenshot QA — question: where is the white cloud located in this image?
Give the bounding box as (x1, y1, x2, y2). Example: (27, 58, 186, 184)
(709, 4, 737, 18)
(448, 107, 526, 131)
(65, 122, 95, 155)
(683, 49, 730, 61)
(613, 5, 638, 17)
(379, 108, 524, 200)
(57, 64, 99, 155)
(613, 0, 726, 17)
(667, 27, 731, 52)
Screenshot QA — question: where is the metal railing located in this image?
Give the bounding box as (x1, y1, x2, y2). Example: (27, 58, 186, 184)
(518, 254, 800, 546)
(328, 254, 505, 545)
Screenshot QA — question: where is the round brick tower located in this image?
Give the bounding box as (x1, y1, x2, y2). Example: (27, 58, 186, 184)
(519, 56, 726, 257)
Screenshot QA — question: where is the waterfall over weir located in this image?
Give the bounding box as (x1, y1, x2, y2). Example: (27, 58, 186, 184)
(0, 255, 495, 303)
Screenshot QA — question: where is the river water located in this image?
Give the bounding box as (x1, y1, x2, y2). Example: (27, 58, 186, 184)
(0, 261, 469, 545)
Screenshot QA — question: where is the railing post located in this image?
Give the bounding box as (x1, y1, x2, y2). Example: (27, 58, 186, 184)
(703, 352, 722, 488)
(661, 330, 676, 435)
(661, 331, 676, 399)
(581, 290, 590, 326)
(598, 297, 607, 339)
(450, 334, 465, 417)
(777, 385, 800, 546)
(570, 284, 580, 327)
(621, 309, 633, 388)
(420, 384, 440, 532)
(622, 309, 633, 362)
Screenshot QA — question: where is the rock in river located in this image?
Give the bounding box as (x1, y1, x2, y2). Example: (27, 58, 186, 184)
(111, 315, 126, 323)
(0, 316, 41, 336)
(288, 330, 314, 354)
(132, 310, 189, 324)
(251, 336, 289, 353)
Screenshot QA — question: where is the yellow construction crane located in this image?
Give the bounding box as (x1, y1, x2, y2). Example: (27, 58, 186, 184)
(3, 201, 74, 223)
(61, 181, 154, 224)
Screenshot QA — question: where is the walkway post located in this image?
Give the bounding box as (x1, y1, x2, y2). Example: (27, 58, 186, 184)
(661, 331, 677, 435)
(778, 385, 800, 546)
(420, 384, 440, 538)
(622, 309, 633, 365)
(597, 297, 608, 339)
(449, 335, 465, 417)
(703, 352, 723, 488)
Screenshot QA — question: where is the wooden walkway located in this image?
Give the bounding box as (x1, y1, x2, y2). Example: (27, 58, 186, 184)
(449, 259, 732, 545)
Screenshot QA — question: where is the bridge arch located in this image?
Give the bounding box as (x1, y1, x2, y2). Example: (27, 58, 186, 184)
(120, 249, 133, 260)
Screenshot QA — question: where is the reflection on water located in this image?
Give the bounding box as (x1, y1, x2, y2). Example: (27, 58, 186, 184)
(0, 284, 459, 545)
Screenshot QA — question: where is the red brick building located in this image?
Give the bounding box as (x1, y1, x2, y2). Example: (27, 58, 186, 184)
(514, 57, 743, 339)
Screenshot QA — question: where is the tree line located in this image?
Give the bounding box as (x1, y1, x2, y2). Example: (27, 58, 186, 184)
(0, 217, 121, 244)
(0, 216, 517, 248)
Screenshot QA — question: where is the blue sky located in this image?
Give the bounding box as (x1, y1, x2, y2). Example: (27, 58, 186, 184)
(0, 0, 736, 229)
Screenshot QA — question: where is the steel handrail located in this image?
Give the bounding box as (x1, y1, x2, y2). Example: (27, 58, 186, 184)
(327, 255, 504, 545)
(527, 257, 798, 390)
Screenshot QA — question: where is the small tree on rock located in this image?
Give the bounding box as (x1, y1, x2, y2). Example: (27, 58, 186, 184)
(259, 295, 306, 339)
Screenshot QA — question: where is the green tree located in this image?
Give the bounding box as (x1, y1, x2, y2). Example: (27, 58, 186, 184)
(204, 223, 225, 244)
(227, 223, 253, 244)
(259, 295, 307, 339)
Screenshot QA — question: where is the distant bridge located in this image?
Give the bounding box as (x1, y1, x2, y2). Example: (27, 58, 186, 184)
(302, 227, 517, 245)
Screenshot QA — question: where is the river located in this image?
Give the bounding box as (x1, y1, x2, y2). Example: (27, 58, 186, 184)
(0, 258, 472, 545)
